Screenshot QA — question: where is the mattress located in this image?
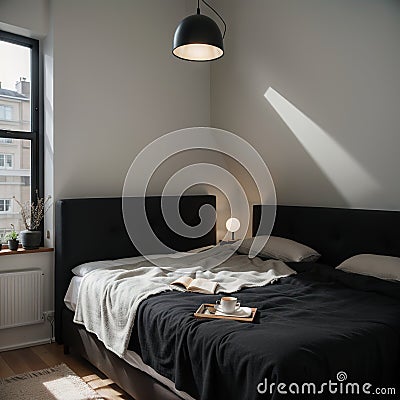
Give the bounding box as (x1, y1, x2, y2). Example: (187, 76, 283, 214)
(64, 276, 82, 312)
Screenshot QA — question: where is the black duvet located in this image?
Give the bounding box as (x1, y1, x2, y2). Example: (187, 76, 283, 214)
(129, 263, 400, 400)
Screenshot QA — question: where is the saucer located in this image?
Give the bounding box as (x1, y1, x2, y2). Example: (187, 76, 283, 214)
(215, 304, 240, 313)
(214, 304, 252, 318)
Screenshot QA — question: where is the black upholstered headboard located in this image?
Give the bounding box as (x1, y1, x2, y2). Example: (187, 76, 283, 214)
(253, 205, 400, 267)
(55, 195, 216, 342)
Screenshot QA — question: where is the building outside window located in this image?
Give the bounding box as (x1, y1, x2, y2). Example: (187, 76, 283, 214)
(0, 31, 40, 241)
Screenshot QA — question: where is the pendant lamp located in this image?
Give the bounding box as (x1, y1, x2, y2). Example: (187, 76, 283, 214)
(172, 0, 226, 62)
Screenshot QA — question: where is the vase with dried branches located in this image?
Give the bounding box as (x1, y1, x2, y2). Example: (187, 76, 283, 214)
(13, 191, 52, 250)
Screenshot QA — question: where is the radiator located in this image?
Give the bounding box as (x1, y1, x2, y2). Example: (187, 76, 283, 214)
(0, 270, 44, 329)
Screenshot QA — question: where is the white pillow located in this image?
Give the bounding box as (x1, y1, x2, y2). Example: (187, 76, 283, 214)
(72, 259, 120, 277)
(237, 235, 320, 262)
(72, 248, 217, 276)
(72, 256, 147, 277)
(336, 254, 400, 281)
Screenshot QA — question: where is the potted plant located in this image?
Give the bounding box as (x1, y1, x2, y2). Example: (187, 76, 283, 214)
(5, 224, 19, 251)
(13, 191, 51, 250)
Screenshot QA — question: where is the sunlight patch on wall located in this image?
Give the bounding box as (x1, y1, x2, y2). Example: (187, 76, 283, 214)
(264, 87, 379, 203)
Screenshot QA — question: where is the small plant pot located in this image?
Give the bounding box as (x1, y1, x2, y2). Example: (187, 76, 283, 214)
(20, 230, 41, 250)
(8, 239, 19, 251)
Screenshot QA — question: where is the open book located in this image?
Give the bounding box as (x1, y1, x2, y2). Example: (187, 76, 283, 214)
(171, 276, 218, 295)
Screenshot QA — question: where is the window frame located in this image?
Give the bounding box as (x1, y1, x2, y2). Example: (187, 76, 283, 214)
(0, 30, 43, 233)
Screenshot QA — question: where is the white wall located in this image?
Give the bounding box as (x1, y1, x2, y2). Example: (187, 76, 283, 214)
(211, 0, 400, 210)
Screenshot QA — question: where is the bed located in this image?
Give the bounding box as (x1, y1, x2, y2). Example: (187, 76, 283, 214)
(56, 199, 400, 400)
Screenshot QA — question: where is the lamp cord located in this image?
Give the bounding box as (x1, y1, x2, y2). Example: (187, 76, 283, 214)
(199, 0, 227, 38)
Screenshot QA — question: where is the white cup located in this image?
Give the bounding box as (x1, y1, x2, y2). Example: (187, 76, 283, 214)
(217, 296, 240, 313)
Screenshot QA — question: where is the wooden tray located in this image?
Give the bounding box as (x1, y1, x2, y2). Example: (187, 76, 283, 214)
(194, 303, 257, 322)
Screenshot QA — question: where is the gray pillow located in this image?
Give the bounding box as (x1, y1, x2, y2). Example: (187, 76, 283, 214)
(237, 235, 320, 262)
(336, 254, 400, 281)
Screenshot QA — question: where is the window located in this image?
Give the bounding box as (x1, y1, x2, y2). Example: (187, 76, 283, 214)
(0, 153, 13, 169)
(0, 105, 13, 121)
(0, 30, 41, 235)
(0, 199, 11, 213)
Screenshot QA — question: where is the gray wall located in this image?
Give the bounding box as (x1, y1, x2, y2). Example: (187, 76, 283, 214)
(0, 0, 49, 38)
(211, 0, 400, 210)
(51, 0, 210, 201)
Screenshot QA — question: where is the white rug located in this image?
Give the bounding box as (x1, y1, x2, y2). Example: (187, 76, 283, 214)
(0, 363, 103, 400)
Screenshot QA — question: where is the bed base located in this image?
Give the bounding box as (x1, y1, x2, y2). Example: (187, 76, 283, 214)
(62, 308, 183, 400)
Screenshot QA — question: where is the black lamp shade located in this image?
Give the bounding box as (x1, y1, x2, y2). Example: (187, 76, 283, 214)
(172, 14, 224, 61)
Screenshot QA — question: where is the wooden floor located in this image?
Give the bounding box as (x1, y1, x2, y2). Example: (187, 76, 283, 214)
(0, 343, 134, 399)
